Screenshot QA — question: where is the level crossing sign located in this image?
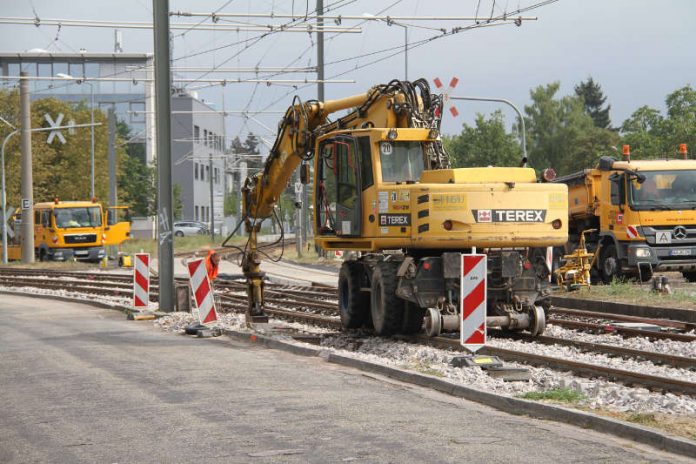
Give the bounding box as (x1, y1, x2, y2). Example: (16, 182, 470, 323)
(187, 258, 218, 325)
(460, 254, 487, 352)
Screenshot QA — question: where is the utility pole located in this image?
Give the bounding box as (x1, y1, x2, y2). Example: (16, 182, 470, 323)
(209, 154, 215, 240)
(153, 0, 174, 311)
(305, 0, 325, 251)
(108, 108, 116, 206)
(19, 72, 34, 264)
(107, 108, 117, 259)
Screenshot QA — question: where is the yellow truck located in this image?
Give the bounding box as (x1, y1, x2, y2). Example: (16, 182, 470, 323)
(555, 146, 696, 282)
(3, 200, 131, 261)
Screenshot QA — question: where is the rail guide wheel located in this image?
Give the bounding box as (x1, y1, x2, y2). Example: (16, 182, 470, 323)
(529, 305, 546, 336)
(424, 307, 442, 337)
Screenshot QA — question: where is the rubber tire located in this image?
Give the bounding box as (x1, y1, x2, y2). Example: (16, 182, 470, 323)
(682, 271, 696, 283)
(637, 266, 654, 283)
(402, 302, 425, 334)
(175, 231, 184, 237)
(600, 244, 622, 283)
(370, 261, 405, 336)
(338, 261, 369, 329)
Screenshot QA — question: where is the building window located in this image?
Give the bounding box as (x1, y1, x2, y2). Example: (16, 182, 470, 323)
(203, 129, 208, 146)
(214, 167, 219, 184)
(194, 125, 200, 144)
(194, 163, 198, 180)
(195, 206, 199, 221)
(205, 165, 210, 182)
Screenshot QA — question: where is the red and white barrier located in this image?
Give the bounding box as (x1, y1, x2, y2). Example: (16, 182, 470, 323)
(460, 254, 487, 352)
(133, 253, 150, 308)
(187, 258, 218, 325)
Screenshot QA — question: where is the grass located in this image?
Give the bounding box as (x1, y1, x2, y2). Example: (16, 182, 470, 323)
(519, 387, 586, 404)
(625, 412, 658, 426)
(572, 277, 696, 309)
(120, 235, 246, 257)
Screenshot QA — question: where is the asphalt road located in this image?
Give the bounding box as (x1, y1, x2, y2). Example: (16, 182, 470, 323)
(0, 294, 690, 463)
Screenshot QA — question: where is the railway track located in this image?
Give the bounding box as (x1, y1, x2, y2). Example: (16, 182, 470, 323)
(0, 267, 693, 396)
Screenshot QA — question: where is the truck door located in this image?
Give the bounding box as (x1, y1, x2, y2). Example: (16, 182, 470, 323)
(104, 206, 131, 246)
(316, 136, 362, 236)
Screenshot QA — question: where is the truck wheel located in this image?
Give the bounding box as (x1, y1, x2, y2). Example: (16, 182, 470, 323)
(600, 244, 622, 283)
(370, 261, 405, 335)
(338, 261, 369, 329)
(402, 302, 425, 334)
(637, 266, 653, 282)
(682, 271, 696, 283)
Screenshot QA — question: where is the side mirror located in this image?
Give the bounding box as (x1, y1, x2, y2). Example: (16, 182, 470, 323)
(598, 156, 615, 171)
(300, 163, 310, 184)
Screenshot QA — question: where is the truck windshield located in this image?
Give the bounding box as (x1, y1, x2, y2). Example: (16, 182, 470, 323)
(630, 170, 696, 209)
(380, 141, 425, 182)
(54, 207, 102, 228)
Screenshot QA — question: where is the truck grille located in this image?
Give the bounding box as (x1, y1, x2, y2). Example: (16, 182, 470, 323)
(64, 234, 97, 244)
(642, 225, 696, 245)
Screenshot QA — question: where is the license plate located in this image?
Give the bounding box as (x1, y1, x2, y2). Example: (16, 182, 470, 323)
(670, 249, 692, 256)
(74, 250, 88, 256)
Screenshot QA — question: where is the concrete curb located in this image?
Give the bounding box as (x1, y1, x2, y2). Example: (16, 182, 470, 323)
(0, 289, 132, 313)
(220, 327, 696, 459)
(551, 295, 696, 323)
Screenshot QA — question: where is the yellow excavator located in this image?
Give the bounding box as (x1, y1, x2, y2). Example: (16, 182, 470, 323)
(233, 79, 568, 337)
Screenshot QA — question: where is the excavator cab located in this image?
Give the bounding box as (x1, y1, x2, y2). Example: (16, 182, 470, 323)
(315, 135, 365, 237)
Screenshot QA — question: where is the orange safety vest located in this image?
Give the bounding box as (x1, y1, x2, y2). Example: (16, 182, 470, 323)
(205, 249, 219, 281)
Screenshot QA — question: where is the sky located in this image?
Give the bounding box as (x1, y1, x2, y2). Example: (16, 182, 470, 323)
(0, 0, 694, 152)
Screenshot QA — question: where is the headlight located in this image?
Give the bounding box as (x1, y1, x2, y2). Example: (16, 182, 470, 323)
(635, 248, 651, 257)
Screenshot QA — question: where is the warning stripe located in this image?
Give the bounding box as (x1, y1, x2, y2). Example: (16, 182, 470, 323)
(461, 254, 487, 350)
(133, 253, 149, 308)
(187, 258, 218, 325)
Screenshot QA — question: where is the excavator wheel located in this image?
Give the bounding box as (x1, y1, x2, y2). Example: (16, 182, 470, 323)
(370, 261, 405, 335)
(401, 302, 425, 334)
(338, 261, 370, 329)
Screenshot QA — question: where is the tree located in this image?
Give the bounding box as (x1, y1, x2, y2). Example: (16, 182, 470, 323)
(443, 110, 522, 168)
(117, 121, 155, 216)
(0, 90, 117, 207)
(574, 77, 612, 129)
(524, 82, 618, 175)
(173, 183, 183, 220)
(620, 85, 696, 158)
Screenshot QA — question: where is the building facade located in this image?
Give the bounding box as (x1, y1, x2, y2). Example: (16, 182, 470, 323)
(0, 51, 154, 163)
(171, 91, 226, 229)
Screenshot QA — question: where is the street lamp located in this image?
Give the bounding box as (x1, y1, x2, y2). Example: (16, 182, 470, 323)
(363, 13, 408, 80)
(57, 73, 95, 199)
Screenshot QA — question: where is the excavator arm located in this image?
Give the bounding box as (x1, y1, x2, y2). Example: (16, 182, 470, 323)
(238, 92, 370, 322)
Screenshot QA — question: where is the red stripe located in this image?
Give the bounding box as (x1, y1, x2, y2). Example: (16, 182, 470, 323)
(449, 77, 459, 88)
(465, 323, 485, 344)
(449, 106, 459, 117)
(137, 255, 149, 267)
(463, 255, 485, 276)
(134, 295, 146, 307)
(463, 280, 485, 318)
(202, 308, 217, 323)
(195, 277, 211, 305)
(135, 272, 148, 292)
(434, 77, 443, 88)
(188, 259, 202, 276)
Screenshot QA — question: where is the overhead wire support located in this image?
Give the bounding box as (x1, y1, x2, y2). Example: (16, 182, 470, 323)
(0, 17, 362, 33)
(0, 76, 354, 85)
(170, 11, 538, 22)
